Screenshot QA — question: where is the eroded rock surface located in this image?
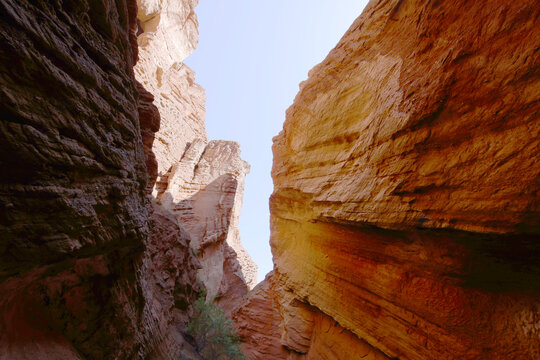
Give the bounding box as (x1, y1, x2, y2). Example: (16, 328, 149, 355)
(233, 272, 389, 360)
(135, 0, 207, 183)
(134, 0, 256, 313)
(0, 0, 147, 279)
(140, 203, 203, 360)
(0, 0, 201, 359)
(235, 0, 540, 359)
(232, 273, 288, 360)
(156, 140, 257, 313)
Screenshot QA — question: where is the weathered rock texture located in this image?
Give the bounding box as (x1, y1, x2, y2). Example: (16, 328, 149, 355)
(0, 0, 146, 280)
(155, 139, 257, 313)
(0, 0, 202, 359)
(233, 272, 389, 360)
(232, 273, 289, 359)
(135, 0, 207, 186)
(235, 0, 540, 359)
(134, 0, 256, 311)
(140, 203, 203, 360)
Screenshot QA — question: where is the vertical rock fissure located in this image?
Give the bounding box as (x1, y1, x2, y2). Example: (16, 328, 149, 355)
(134, 0, 257, 328)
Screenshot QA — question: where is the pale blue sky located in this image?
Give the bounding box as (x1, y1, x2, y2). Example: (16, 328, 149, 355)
(185, 0, 369, 282)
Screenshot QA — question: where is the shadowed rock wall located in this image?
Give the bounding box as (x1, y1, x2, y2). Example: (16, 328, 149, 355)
(0, 1, 201, 359)
(134, 0, 257, 310)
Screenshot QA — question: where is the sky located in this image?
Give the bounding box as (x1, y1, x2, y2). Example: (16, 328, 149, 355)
(185, 0, 370, 282)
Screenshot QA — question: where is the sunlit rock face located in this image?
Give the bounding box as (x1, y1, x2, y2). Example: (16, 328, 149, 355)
(0, 0, 200, 359)
(155, 139, 257, 313)
(135, 0, 257, 310)
(232, 273, 289, 360)
(135, 0, 207, 186)
(235, 0, 540, 359)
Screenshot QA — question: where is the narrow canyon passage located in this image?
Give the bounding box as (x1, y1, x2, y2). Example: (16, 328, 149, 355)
(0, 0, 538, 360)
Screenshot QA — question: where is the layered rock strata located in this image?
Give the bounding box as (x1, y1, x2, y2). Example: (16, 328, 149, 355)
(135, 0, 256, 309)
(0, 0, 146, 280)
(156, 139, 257, 313)
(135, 0, 207, 186)
(0, 0, 201, 359)
(235, 0, 540, 359)
(232, 273, 289, 360)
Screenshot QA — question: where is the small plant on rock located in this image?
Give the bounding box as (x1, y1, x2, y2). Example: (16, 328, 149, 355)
(187, 292, 247, 360)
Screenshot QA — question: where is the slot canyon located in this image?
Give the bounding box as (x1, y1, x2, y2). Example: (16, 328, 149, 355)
(0, 0, 538, 359)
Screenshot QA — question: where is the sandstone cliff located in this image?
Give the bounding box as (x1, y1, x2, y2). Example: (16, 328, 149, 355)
(0, 0, 253, 359)
(135, 0, 206, 188)
(155, 139, 257, 313)
(234, 0, 540, 359)
(135, 0, 257, 308)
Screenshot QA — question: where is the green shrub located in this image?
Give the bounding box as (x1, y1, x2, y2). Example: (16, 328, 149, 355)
(187, 293, 247, 360)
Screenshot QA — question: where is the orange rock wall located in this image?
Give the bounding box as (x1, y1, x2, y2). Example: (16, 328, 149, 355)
(235, 0, 540, 359)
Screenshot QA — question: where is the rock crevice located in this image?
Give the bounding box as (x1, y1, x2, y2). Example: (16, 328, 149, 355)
(134, 0, 257, 313)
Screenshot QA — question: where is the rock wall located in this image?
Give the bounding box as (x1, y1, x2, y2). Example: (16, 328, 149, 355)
(232, 273, 289, 359)
(0, 0, 201, 359)
(234, 0, 540, 359)
(0, 0, 254, 358)
(0, 0, 147, 281)
(135, 0, 207, 187)
(135, 0, 257, 309)
(155, 139, 257, 313)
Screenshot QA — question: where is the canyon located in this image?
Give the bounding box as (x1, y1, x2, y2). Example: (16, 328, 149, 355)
(134, 0, 257, 313)
(0, 0, 539, 359)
